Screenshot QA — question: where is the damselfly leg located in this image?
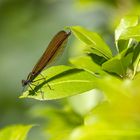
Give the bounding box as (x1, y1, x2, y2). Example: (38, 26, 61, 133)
(31, 73, 52, 90)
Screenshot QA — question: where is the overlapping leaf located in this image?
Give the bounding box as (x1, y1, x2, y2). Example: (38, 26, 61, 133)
(69, 26, 112, 60)
(119, 25, 140, 41)
(115, 15, 139, 52)
(0, 125, 33, 140)
(102, 47, 134, 77)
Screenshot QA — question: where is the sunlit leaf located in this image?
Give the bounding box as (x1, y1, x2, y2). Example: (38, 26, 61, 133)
(115, 15, 138, 41)
(102, 47, 134, 77)
(69, 26, 112, 60)
(96, 76, 132, 102)
(0, 125, 33, 140)
(84, 46, 108, 64)
(68, 89, 104, 115)
(115, 15, 139, 52)
(119, 25, 140, 41)
(46, 108, 82, 140)
(130, 73, 140, 94)
(69, 99, 140, 140)
(131, 43, 140, 78)
(69, 125, 140, 140)
(69, 55, 107, 76)
(20, 65, 98, 100)
(29, 105, 82, 140)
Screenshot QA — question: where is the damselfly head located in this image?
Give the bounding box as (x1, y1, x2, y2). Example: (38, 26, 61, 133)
(22, 79, 29, 87)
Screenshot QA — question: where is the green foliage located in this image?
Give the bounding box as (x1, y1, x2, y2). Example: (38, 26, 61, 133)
(115, 16, 139, 42)
(0, 125, 33, 140)
(29, 105, 83, 140)
(102, 46, 134, 77)
(120, 25, 140, 41)
(76, 0, 118, 7)
(69, 55, 107, 76)
(21, 16, 140, 100)
(69, 26, 112, 60)
(20, 65, 98, 100)
(115, 15, 139, 52)
(19, 15, 140, 140)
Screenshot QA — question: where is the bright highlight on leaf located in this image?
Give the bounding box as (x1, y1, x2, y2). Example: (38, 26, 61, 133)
(0, 125, 33, 140)
(115, 15, 139, 52)
(20, 65, 98, 100)
(102, 47, 134, 77)
(115, 15, 139, 41)
(69, 26, 112, 60)
(119, 25, 140, 41)
(69, 55, 107, 76)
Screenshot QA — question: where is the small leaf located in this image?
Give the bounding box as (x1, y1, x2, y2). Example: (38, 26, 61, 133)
(69, 125, 140, 140)
(96, 76, 131, 102)
(20, 65, 98, 100)
(45, 107, 82, 140)
(0, 125, 33, 140)
(68, 89, 104, 116)
(85, 46, 108, 63)
(69, 26, 112, 60)
(119, 25, 140, 41)
(29, 105, 82, 140)
(115, 15, 139, 41)
(115, 15, 139, 52)
(69, 55, 107, 76)
(131, 43, 140, 78)
(116, 40, 129, 52)
(102, 47, 134, 77)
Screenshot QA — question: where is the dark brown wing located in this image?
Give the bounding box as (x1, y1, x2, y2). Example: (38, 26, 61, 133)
(31, 30, 71, 78)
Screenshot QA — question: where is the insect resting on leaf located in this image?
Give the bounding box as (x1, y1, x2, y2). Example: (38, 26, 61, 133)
(22, 30, 71, 98)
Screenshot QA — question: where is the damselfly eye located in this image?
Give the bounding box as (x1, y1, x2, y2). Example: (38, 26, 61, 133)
(22, 80, 27, 86)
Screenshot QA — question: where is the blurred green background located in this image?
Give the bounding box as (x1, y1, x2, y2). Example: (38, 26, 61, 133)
(0, 0, 140, 140)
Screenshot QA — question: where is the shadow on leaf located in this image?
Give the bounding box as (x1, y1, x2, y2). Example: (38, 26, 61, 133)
(28, 68, 84, 95)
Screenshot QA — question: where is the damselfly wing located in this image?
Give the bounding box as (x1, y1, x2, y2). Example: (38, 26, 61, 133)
(22, 30, 71, 90)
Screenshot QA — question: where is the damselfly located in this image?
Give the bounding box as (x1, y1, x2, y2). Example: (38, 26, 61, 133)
(22, 30, 71, 96)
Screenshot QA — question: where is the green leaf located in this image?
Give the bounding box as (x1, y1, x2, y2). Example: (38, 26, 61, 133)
(69, 26, 112, 60)
(69, 125, 140, 140)
(119, 25, 140, 41)
(115, 15, 139, 41)
(69, 95, 140, 140)
(88, 53, 107, 65)
(69, 55, 107, 76)
(102, 47, 134, 77)
(29, 105, 82, 140)
(115, 15, 139, 52)
(96, 76, 131, 102)
(130, 73, 140, 94)
(85, 46, 108, 64)
(45, 107, 82, 140)
(68, 89, 104, 115)
(0, 125, 33, 140)
(116, 40, 130, 53)
(131, 43, 140, 78)
(20, 65, 98, 100)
